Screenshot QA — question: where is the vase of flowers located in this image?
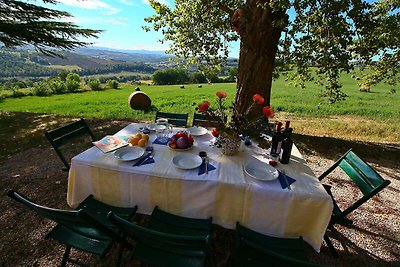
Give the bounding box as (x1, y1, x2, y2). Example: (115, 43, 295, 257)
(197, 91, 274, 156)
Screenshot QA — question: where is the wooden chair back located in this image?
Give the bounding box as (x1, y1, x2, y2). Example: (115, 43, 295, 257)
(155, 111, 188, 127)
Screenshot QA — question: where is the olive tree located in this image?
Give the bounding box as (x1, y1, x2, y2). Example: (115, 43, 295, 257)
(0, 0, 100, 56)
(144, 0, 399, 115)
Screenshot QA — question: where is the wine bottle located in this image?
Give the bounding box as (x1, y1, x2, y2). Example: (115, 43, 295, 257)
(270, 122, 283, 157)
(280, 128, 293, 164)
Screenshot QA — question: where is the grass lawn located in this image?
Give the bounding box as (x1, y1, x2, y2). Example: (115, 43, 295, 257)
(0, 74, 399, 145)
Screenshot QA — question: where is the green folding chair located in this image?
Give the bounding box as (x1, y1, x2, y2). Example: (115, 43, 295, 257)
(233, 223, 330, 267)
(7, 190, 136, 267)
(155, 111, 189, 127)
(108, 206, 212, 267)
(192, 113, 222, 128)
(45, 118, 96, 171)
(318, 149, 391, 257)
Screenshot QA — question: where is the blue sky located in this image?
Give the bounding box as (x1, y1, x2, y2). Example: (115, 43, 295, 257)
(44, 0, 241, 57)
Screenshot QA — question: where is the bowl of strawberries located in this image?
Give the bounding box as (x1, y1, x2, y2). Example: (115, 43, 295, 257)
(168, 131, 194, 150)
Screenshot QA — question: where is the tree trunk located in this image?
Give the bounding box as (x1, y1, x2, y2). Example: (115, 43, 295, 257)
(234, 2, 285, 116)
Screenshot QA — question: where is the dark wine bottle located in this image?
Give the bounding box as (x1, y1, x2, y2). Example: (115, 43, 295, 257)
(280, 128, 293, 164)
(270, 122, 283, 157)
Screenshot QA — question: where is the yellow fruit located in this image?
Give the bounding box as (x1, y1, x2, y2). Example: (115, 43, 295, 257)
(130, 137, 140, 146)
(138, 139, 147, 147)
(141, 134, 149, 141)
(134, 133, 142, 139)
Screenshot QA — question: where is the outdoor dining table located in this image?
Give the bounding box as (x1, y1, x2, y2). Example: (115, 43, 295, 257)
(67, 122, 333, 252)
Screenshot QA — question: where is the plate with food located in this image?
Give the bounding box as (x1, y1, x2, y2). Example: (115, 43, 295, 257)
(168, 131, 194, 150)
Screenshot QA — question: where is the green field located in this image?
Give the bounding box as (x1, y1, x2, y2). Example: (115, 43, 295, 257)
(0, 74, 399, 143)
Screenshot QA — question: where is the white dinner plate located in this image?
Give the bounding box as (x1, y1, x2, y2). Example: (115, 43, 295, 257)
(244, 161, 279, 181)
(147, 123, 157, 131)
(187, 126, 208, 136)
(172, 154, 202, 170)
(114, 146, 145, 161)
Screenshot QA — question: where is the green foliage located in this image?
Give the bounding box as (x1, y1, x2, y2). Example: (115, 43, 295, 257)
(32, 81, 51, 96)
(50, 80, 68, 94)
(190, 72, 208, 84)
(65, 73, 81, 92)
(88, 79, 102, 91)
(152, 68, 190, 85)
(145, 0, 399, 104)
(107, 79, 119, 89)
(0, 0, 100, 56)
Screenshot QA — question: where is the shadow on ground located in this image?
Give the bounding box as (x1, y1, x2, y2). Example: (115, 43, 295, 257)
(0, 112, 399, 266)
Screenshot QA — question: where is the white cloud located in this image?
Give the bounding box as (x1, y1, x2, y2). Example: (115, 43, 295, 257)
(118, 0, 134, 5)
(58, 0, 120, 15)
(104, 17, 128, 26)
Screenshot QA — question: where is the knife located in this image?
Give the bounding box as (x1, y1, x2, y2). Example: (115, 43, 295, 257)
(133, 153, 150, 167)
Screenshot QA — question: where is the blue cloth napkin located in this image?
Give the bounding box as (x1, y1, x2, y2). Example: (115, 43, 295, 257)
(132, 153, 151, 167)
(198, 160, 216, 175)
(277, 171, 296, 189)
(153, 137, 170, 145)
(141, 157, 155, 166)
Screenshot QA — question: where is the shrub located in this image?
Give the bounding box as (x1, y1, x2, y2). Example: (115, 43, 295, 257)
(107, 79, 119, 89)
(50, 80, 68, 94)
(65, 72, 81, 93)
(32, 81, 51, 96)
(88, 79, 102, 91)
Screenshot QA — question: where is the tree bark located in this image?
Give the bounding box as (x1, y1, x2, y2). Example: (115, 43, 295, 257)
(234, 1, 285, 116)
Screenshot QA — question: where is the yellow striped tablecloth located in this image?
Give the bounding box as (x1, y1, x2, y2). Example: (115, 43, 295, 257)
(67, 123, 333, 252)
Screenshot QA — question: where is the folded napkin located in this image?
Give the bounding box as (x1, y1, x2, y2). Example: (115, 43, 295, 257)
(141, 157, 155, 166)
(132, 153, 151, 167)
(277, 171, 296, 189)
(153, 137, 170, 145)
(198, 160, 216, 175)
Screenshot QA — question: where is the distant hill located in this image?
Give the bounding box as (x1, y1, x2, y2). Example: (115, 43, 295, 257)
(74, 47, 172, 63)
(0, 47, 158, 78)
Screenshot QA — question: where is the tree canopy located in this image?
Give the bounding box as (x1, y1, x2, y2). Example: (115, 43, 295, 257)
(0, 0, 100, 56)
(145, 0, 399, 109)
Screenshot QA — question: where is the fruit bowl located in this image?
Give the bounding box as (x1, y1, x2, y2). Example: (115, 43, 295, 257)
(167, 141, 193, 151)
(168, 131, 194, 150)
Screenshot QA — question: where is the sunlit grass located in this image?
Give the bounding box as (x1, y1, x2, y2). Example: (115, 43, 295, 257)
(0, 78, 399, 143)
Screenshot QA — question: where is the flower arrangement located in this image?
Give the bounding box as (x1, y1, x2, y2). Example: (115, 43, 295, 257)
(197, 91, 275, 139)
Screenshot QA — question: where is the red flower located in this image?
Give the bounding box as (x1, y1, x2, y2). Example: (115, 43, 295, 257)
(198, 101, 210, 112)
(252, 94, 264, 105)
(263, 106, 274, 118)
(211, 128, 219, 137)
(216, 91, 227, 99)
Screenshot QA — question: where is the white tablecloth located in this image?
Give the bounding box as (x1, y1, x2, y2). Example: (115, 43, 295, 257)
(67, 123, 333, 251)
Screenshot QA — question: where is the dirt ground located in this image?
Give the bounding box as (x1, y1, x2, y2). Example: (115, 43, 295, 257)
(0, 117, 399, 267)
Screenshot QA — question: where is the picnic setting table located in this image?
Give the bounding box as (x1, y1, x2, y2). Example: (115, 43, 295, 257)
(67, 122, 333, 252)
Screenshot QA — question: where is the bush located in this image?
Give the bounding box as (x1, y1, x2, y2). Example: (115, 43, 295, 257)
(50, 80, 68, 94)
(32, 81, 51, 96)
(65, 72, 81, 93)
(88, 79, 102, 91)
(10, 86, 25, 98)
(107, 79, 119, 89)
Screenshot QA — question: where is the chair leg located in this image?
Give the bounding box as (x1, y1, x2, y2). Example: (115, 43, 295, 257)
(324, 234, 339, 258)
(61, 246, 71, 267)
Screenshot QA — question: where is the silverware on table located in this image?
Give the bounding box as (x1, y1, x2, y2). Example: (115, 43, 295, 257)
(205, 157, 209, 174)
